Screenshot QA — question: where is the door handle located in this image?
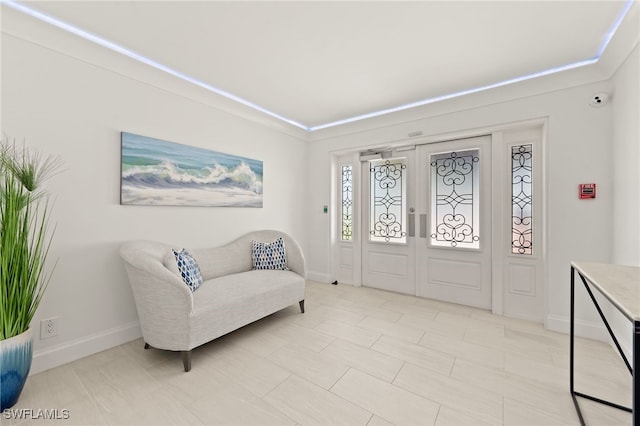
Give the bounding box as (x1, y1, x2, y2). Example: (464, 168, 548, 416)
(408, 213, 415, 237)
(420, 214, 427, 238)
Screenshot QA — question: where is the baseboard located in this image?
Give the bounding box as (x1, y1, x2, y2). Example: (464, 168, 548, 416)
(307, 271, 331, 283)
(547, 314, 633, 364)
(31, 321, 142, 375)
(546, 314, 609, 342)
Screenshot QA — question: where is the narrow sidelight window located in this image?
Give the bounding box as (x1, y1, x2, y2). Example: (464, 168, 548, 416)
(341, 165, 353, 241)
(511, 144, 533, 254)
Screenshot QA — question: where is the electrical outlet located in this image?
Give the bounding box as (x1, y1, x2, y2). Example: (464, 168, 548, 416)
(40, 317, 59, 339)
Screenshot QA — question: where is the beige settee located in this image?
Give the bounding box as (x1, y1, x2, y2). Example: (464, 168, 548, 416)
(119, 230, 306, 371)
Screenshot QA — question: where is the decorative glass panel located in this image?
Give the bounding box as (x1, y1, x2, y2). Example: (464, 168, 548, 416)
(511, 144, 533, 255)
(369, 158, 407, 243)
(341, 165, 353, 241)
(430, 149, 480, 249)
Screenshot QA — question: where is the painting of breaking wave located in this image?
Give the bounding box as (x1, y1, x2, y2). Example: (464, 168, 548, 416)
(121, 132, 263, 207)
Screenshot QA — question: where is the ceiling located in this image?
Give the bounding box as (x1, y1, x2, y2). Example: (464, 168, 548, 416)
(6, 1, 636, 131)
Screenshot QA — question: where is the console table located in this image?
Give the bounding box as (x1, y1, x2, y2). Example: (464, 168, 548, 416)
(570, 262, 639, 426)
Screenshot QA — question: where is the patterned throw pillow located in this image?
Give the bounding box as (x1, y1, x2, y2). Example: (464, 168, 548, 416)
(172, 249, 203, 292)
(252, 237, 288, 270)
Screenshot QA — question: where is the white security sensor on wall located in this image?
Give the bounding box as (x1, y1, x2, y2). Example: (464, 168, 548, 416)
(589, 92, 610, 107)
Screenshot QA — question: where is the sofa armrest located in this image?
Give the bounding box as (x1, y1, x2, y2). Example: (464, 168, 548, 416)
(120, 241, 193, 350)
(281, 234, 306, 279)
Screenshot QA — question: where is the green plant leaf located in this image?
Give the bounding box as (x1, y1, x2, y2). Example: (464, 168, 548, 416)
(1, 137, 61, 340)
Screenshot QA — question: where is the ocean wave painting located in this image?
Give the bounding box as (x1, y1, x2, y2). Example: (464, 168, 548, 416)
(121, 132, 263, 207)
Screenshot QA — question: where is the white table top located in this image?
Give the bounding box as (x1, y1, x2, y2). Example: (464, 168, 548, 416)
(572, 262, 640, 322)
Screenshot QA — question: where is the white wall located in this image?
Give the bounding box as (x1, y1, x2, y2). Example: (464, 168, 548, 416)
(1, 33, 308, 373)
(307, 76, 618, 338)
(612, 45, 640, 267)
(608, 44, 639, 359)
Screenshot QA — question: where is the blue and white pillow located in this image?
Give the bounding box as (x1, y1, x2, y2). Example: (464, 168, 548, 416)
(252, 237, 288, 270)
(172, 249, 203, 292)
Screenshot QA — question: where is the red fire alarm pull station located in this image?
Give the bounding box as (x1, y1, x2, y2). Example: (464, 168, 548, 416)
(579, 183, 596, 199)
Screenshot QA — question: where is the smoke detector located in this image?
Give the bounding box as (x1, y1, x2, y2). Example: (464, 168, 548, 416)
(589, 92, 610, 107)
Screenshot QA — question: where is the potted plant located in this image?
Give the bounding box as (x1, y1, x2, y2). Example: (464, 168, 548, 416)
(0, 138, 60, 410)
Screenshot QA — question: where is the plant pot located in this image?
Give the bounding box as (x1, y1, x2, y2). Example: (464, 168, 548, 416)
(0, 327, 34, 410)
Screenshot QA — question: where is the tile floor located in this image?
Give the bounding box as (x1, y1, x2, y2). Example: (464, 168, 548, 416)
(7, 281, 633, 425)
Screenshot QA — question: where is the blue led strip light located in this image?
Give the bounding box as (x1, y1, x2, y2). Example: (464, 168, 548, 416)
(309, 58, 599, 131)
(309, 0, 635, 131)
(1, 0, 311, 131)
(2, 0, 634, 132)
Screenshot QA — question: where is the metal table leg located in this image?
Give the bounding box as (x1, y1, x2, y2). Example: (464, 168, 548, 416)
(634, 320, 639, 426)
(570, 266, 586, 425)
(570, 266, 634, 425)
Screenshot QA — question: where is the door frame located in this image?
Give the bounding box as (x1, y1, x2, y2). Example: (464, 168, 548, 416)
(330, 117, 548, 320)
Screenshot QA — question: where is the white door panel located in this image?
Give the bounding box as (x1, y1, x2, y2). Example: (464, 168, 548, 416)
(507, 263, 537, 296)
(427, 258, 483, 290)
(339, 246, 354, 269)
(368, 251, 409, 278)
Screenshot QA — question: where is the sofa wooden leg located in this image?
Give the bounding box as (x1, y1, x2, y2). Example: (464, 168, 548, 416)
(182, 350, 192, 372)
(299, 300, 305, 313)
(144, 343, 150, 350)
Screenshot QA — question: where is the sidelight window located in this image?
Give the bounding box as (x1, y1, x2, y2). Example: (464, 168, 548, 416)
(511, 144, 533, 255)
(341, 165, 353, 241)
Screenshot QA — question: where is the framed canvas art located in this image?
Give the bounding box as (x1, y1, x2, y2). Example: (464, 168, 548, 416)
(121, 132, 263, 207)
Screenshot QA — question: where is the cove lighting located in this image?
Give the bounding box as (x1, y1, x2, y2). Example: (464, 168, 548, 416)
(308, 58, 600, 132)
(310, 0, 635, 132)
(2, 0, 634, 133)
(1, 0, 311, 132)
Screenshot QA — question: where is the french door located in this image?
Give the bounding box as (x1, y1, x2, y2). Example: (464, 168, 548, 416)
(361, 151, 416, 295)
(416, 136, 492, 309)
(361, 136, 492, 309)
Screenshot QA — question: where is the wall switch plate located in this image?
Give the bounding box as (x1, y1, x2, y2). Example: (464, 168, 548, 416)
(40, 317, 59, 339)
